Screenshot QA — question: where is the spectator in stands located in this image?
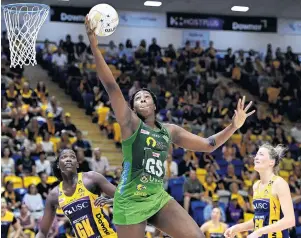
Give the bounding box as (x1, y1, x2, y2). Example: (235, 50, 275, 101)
(62, 34, 75, 63)
(35, 151, 51, 175)
(222, 139, 237, 162)
(1, 198, 22, 238)
(135, 39, 147, 59)
(290, 121, 301, 144)
(229, 182, 245, 209)
(129, 80, 141, 98)
(280, 151, 295, 172)
(224, 48, 235, 76)
(112, 168, 122, 186)
(201, 207, 228, 235)
(1, 147, 15, 176)
(149, 37, 161, 58)
(202, 174, 217, 198)
(1, 97, 12, 119)
(23, 133, 37, 155)
(72, 130, 92, 157)
(37, 171, 51, 200)
(178, 150, 196, 176)
(59, 112, 77, 137)
(2, 181, 21, 211)
(165, 44, 176, 59)
(16, 148, 36, 176)
(47, 96, 63, 122)
(58, 131, 73, 151)
(105, 40, 118, 61)
(125, 39, 134, 58)
(18, 203, 35, 237)
(205, 41, 217, 79)
(51, 47, 67, 68)
(23, 184, 44, 221)
(183, 170, 204, 212)
(225, 195, 244, 224)
(163, 154, 178, 179)
(203, 194, 226, 222)
(222, 164, 243, 190)
(75, 34, 87, 61)
(76, 148, 91, 172)
(39, 132, 55, 156)
(90, 147, 110, 175)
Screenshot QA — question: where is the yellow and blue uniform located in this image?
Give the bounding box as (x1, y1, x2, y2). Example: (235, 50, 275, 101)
(58, 173, 116, 238)
(1, 211, 17, 237)
(253, 175, 289, 238)
(205, 221, 226, 238)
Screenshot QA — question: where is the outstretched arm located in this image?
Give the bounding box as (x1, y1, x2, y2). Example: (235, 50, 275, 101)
(168, 96, 254, 152)
(86, 171, 116, 198)
(85, 17, 139, 139)
(35, 188, 59, 238)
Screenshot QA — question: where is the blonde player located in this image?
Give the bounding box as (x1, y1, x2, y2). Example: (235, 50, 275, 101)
(224, 144, 295, 238)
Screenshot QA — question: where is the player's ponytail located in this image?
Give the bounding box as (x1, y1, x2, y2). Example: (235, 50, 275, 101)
(260, 143, 288, 174)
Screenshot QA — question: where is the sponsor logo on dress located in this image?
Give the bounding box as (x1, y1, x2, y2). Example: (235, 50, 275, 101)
(136, 184, 146, 191)
(141, 129, 150, 135)
(146, 136, 157, 147)
(152, 152, 160, 158)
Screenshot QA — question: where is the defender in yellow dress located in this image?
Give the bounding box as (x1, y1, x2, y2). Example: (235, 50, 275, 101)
(36, 149, 117, 238)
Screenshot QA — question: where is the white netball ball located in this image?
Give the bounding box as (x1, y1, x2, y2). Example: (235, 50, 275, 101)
(88, 4, 119, 37)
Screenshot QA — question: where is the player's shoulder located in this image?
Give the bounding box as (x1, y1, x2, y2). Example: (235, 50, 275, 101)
(83, 171, 105, 181)
(48, 186, 60, 205)
(252, 180, 261, 190)
(273, 176, 289, 187)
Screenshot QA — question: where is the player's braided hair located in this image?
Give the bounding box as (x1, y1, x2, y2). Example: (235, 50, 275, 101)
(129, 88, 158, 112)
(52, 149, 77, 181)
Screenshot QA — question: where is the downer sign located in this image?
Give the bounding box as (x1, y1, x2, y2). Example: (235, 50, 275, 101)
(50, 6, 90, 23)
(167, 12, 277, 33)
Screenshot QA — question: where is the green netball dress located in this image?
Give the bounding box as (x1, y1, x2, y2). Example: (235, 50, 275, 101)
(113, 120, 172, 225)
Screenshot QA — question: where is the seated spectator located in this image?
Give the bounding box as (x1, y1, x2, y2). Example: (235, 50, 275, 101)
(203, 194, 226, 222)
(72, 130, 92, 157)
(46, 96, 63, 122)
(37, 171, 51, 200)
(148, 38, 161, 58)
(290, 120, 301, 143)
(35, 151, 51, 175)
(225, 195, 244, 224)
(90, 148, 110, 175)
(35, 81, 49, 103)
(16, 148, 36, 176)
(163, 154, 178, 188)
(164, 44, 176, 59)
(39, 132, 55, 155)
(59, 112, 77, 137)
(222, 139, 237, 162)
(18, 203, 35, 238)
(135, 40, 147, 59)
(76, 149, 91, 172)
(224, 48, 235, 74)
(178, 151, 196, 177)
(244, 186, 254, 213)
(39, 113, 59, 137)
(183, 170, 204, 212)
(1, 147, 15, 176)
(270, 108, 283, 127)
(105, 40, 118, 61)
(111, 168, 122, 186)
(51, 47, 67, 68)
(2, 181, 21, 211)
(201, 207, 228, 235)
(203, 175, 217, 198)
(1, 198, 22, 238)
(222, 164, 243, 190)
(229, 182, 245, 209)
(279, 151, 295, 172)
(58, 131, 73, 151)
(23, 184, 44, 221)
(288, 175, 301, 198)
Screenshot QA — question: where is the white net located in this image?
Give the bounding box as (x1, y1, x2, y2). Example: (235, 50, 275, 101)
(2, 3, 49, 68)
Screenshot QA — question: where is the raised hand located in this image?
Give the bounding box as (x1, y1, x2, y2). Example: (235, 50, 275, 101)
(94, 196, 114, 207)
(85, 15, 98, 47)
(232, 96, 255, 129)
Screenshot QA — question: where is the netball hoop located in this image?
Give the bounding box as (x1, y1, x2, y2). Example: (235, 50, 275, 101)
(2, 3, 49, 68)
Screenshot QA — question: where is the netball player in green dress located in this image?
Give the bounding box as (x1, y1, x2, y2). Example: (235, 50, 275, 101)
(85, 17, 255, 238)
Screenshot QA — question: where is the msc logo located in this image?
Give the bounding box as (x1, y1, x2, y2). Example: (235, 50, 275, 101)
(146, 137, 157, 147)
(136, 184, 146, 191)
(64, 201, 89, 216)
(253, 201, 269, 210)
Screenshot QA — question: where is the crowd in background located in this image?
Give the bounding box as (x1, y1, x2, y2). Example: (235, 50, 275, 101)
(1, 30, 301, 237)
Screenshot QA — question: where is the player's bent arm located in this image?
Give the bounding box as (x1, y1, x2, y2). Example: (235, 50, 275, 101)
(87, 171, 116, 197)
(230, 219, 254, 234)
(167, 123, 237, 153)
(35, 188, 59, 238)
(200, 222, 209, 233)
(255, 178, 295, 237)
(89, 41, 139, 134)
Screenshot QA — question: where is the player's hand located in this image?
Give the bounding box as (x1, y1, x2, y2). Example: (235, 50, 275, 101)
(232, 96, 255, 129)
(224, 226, 237, 238)
(85, 15, 98, 47)
(94, 196, 113, 207)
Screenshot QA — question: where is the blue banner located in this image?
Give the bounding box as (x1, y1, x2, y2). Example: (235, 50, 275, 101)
(278, 19, 301, 35)
(119, 11, 165, 28)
